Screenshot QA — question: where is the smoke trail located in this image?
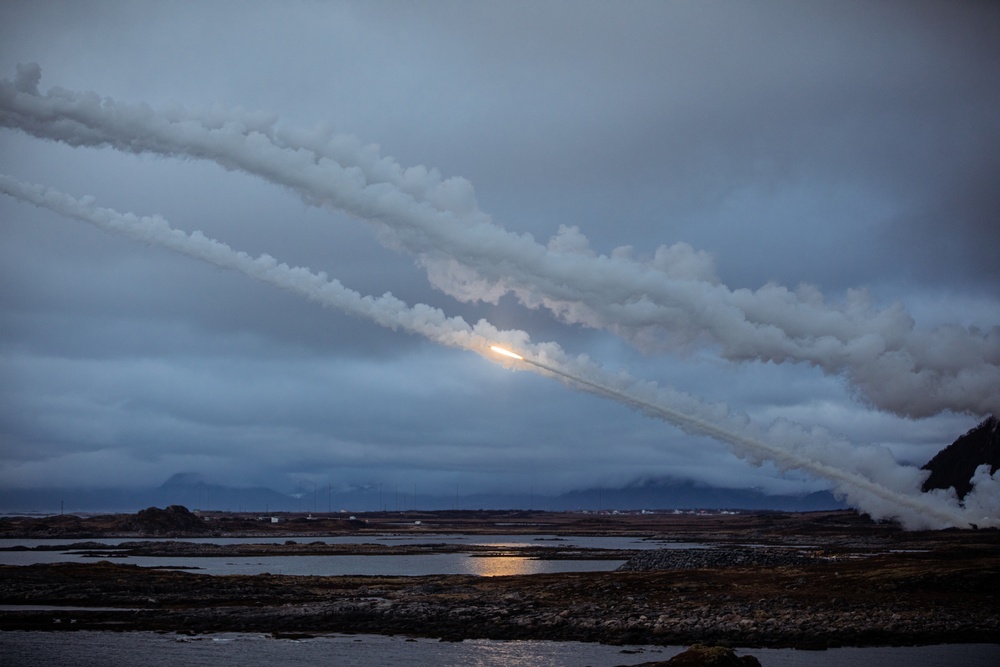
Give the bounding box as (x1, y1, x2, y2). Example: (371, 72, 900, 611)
(3, 175, 995, 529)
(1, 65, 997, 418)
(0, 176, 483, 354)
(516, 354, 975, 529)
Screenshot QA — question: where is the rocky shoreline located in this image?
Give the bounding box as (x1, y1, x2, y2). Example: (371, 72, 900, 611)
(1, 509, 998, 650)
(617, 547, 818, 571)
(2, 545, 997, 648)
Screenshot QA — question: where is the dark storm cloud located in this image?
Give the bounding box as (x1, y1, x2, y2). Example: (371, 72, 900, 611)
(6, 63, 995, 419)
(0, 2, 997, 525)
(3, 176, 992, 528)
(379, 1, 1000, 291)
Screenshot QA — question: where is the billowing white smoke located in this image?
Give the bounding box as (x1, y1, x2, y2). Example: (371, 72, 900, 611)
(2, 65, 998, 419)
(2, 175, 996, 529)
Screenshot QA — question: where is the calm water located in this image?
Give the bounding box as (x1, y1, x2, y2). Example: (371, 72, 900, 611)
(0, 632, 996, 667)
(0, 534, 698, 576)
(0, 549, 625, 576)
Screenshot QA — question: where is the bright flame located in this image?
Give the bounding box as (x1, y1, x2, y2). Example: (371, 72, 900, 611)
(490, 345, 523, 360)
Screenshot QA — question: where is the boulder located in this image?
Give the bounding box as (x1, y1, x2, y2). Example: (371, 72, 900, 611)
(624, 645, 762, 667)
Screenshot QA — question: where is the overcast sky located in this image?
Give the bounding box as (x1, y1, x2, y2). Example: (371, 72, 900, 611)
(1, 1, 998, 505)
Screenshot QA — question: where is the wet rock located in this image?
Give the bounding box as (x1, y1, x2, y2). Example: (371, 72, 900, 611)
(618, 547, 814, 572)
(622, 645, 762, 666)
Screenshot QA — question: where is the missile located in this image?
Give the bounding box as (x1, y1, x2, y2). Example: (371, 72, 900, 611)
(490, 345, 523, 360)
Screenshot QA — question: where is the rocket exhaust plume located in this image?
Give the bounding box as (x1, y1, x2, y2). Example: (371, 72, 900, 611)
(3, 175, 997, 530)
(490, 346, 523, 360)
(1, 65, 997, 419)
(507, 350, 976, 529)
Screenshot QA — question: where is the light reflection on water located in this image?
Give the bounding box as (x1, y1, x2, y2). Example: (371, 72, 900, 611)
(0, 549, 626, 576)
(0, 534, 645, 576)
(467, 556, 544, 577)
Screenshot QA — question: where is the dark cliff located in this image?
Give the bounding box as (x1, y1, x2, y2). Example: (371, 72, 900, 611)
(921, 416, 999, 498)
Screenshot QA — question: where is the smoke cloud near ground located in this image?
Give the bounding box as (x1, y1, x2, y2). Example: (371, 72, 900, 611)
(2, 174, 996, 529)
(1, 66, 998, 420)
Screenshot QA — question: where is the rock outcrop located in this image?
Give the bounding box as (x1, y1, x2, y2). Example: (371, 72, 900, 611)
(922, 416, 999, 498)
(115, 505, 208, 535)
(623, 645, 762, 666)
(617, 547, 814, 572)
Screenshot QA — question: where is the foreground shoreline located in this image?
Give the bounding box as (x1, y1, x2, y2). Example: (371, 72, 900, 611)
(1, 556, 996, 649)
(1, 509, 997, 649)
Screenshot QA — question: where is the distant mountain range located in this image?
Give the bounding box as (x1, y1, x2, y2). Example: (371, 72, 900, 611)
(5, 416, 996, 516)
(1, 473, 844, 515)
